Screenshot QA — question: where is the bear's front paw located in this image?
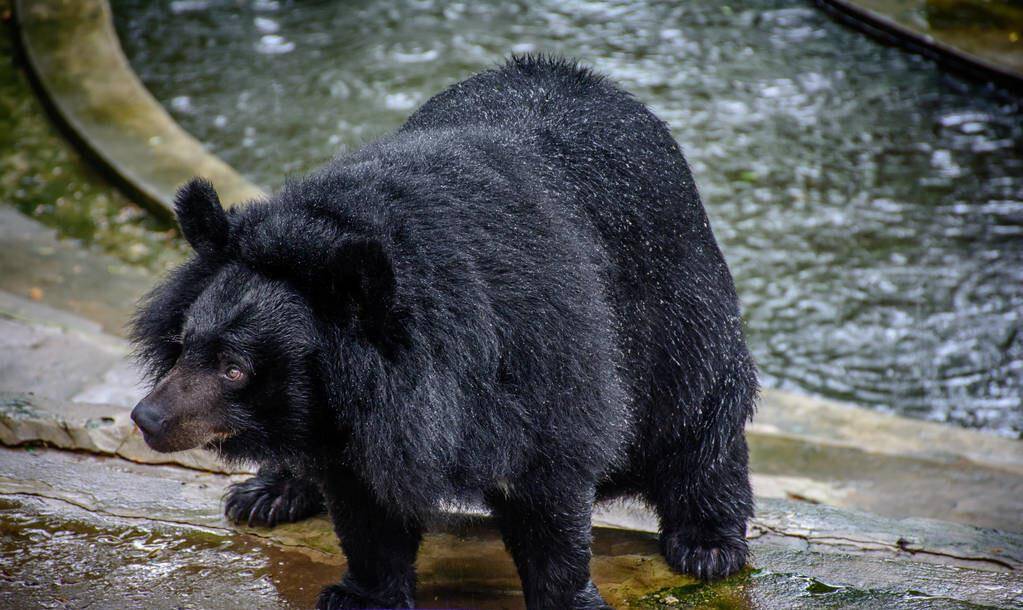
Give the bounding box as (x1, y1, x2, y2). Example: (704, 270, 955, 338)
(316, 582, 413, 610)
(224, 473, 323, 527)
(660, 530, 748, 581)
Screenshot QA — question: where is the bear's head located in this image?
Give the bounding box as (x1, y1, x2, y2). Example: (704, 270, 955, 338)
(129, 178, 403, 461)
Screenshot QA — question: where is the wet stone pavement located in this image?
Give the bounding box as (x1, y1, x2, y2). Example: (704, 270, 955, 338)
(1, 445, 1021, 609)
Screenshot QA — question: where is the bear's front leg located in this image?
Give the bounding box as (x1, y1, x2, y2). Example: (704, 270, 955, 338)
(317, 469, 422, 610)
(224, 463, 324, 527)
(488, 479, 610, 610)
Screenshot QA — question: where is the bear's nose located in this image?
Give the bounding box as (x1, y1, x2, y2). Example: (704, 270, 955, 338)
(131, 402, 166, 438)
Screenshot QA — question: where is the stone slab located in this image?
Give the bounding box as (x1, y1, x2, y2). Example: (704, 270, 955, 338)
(750, 431, 1023, 533)
(755, 388, 1023, 476)
(0, 393, 250, 475)
(0, 206, 150, 336)
(0, 290, 142, 405)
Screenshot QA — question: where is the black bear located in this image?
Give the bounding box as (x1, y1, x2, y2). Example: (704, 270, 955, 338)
(131, 56, 757, 610)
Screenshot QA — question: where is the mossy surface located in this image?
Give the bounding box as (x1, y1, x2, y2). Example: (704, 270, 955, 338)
(1, 1, 186, 273)
(854, 0, 1023, 73)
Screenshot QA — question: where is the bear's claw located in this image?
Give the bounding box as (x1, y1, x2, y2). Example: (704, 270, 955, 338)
(224, 473, 323, 528)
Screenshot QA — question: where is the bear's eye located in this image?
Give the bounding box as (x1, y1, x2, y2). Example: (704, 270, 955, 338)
(223, 365, 246, 383)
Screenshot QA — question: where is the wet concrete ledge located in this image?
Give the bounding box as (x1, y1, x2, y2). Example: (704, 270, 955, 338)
(816, 0, 1023, 92)
(13, 0, 265, 218)
(5, 386, 1021, 529)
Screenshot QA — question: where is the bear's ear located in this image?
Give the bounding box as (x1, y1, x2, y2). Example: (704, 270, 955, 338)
(174, 178, 229, 258)
(322, 238, 400, 346)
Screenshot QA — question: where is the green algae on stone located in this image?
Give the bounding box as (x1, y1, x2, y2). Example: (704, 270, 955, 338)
(804, 577, 843, 595)
(0, 0, 187, 273)
(853, 0, 1023, 76)
(13, 0, 264, 218)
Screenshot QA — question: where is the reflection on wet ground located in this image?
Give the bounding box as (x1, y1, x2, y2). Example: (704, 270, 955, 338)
(111, 0, 1023, 436)
(0, 496, 327, 610)
(0, 494, 689, 610)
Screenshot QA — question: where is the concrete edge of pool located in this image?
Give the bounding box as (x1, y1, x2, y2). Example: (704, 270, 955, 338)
(815, 0, 1023, 92)
(3, 382, 1022, 484)
(3, 445, 1021, 608)
(12, 0, 265, 218)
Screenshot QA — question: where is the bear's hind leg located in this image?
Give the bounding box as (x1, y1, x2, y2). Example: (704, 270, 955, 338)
(488, 477, 610, 610)
(224, 464, 324, 527)
(650, 434, 753, 580)
(646, 372, 756, 581)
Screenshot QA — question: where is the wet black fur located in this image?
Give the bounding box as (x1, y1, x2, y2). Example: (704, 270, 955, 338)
(131, 56, 757, 610)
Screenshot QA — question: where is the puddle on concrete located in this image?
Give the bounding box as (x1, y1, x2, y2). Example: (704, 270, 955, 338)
(0, 495, 309, 609)
(0, 495, 688, 610)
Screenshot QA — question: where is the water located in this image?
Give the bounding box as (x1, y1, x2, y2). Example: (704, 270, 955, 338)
(0, 496, 316, 609)
(110, 0, 1023, 437)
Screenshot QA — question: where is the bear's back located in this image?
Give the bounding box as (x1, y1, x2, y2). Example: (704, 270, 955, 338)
(405, 55, 745, 371)
(402, 56, 733, 302)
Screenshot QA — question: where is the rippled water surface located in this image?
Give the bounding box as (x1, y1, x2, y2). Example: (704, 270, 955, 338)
(112, 0, 1023, 436)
